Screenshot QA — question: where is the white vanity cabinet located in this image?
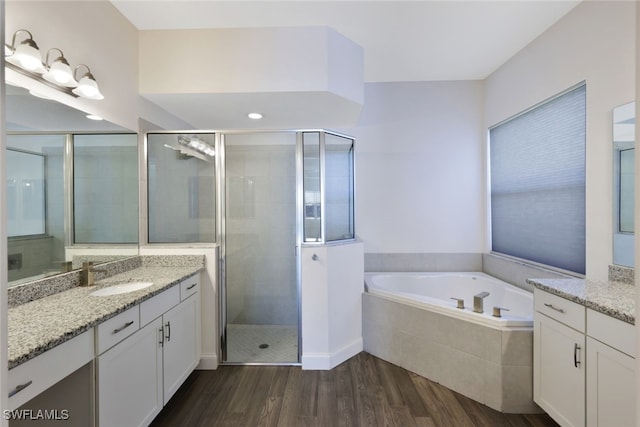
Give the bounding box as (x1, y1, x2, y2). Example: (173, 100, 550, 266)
(8, 330, 94, 411)
(534, 290, 586, 427)
(97, 316, 164, 427)
(534, 288, 636, 427)
(162, 276, 201, 403)
(585, 309, 635, 427)
(97, 275, 201, 427)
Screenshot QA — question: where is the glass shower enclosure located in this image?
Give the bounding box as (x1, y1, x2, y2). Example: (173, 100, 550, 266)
(145, 129, 355, 365)
(221, 130, 355, 364)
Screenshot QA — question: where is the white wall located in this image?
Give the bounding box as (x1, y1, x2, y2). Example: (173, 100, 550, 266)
(5, 1, 192, 132)
(484, 1, 636, 280)
(344, 80, 485, 254)
(301, 242, 364, 370)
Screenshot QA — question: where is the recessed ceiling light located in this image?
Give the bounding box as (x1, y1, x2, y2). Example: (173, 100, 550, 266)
(86, 114, 103, 121)
(248, 112, 263, 120)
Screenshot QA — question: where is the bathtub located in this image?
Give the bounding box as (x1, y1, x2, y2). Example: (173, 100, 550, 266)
(362, 271, 540, 413)
(365, 271, 533, 329)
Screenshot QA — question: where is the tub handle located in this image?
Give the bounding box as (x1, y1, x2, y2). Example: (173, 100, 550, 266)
(492, 306, 509, 318)
(450, 297, 465, 309)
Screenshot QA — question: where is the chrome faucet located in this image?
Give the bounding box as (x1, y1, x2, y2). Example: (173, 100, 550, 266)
(80, 261, 107, 286)
(473, 292, 490, 313)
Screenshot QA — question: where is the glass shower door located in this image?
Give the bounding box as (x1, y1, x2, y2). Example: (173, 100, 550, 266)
(223, 132, 299, 364)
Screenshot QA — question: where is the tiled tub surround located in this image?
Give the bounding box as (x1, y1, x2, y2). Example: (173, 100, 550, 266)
(364, 252, 573, 292)
(8, 255, 205, 369)
(526, 276, 635, 325)
(363, 274, 539, 414)
(364, 252, 483, 273)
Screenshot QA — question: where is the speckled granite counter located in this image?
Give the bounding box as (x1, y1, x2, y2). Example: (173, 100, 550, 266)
(527, 277, 635, 325)
(8, 256, 205, 369)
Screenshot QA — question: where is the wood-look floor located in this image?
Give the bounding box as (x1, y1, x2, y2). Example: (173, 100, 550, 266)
(150, 352, 559, 427)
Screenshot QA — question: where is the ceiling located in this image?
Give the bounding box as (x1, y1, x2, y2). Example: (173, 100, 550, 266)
(112, 0, 581, 83)
(111, 0, 582, 129)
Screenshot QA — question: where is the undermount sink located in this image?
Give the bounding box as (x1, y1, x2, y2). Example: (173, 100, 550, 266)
(89, 282, 155, 297)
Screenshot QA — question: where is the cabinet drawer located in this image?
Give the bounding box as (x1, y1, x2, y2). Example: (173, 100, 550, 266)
(97, 306, 140, 354)
(534, 288, 585, 332)
(587, 309, 635, 357)
(140, 285, 180, 326)
(8, 330, 94, 410)
(180, 275, 200, 301)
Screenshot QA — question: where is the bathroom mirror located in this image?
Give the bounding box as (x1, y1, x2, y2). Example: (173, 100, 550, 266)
(5, 82, 138, 286)
(613, 101, 635, 267)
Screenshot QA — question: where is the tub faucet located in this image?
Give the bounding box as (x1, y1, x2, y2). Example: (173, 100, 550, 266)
(473, 292, 490, 313)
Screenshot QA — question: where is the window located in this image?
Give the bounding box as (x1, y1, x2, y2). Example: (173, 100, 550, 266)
(490, 84, 586, 274)
(302, 131, 355, 243)
(325, 133, 355, 241)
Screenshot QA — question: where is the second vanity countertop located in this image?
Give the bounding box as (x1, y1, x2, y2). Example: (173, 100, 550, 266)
(527, 277, 635, 325)
(8, 263, 203, 369)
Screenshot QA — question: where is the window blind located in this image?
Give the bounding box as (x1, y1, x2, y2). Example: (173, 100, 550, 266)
(490, 84, 586, 274)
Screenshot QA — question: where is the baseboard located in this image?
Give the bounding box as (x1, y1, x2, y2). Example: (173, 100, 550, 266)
(301, 353, 331, 370)
(330, 338, 363, 368)
(302, 338, 363, 370)
(196, 353, 218, 370)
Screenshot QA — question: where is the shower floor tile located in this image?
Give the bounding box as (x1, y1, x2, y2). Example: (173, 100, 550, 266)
(226, 323, 298, 364)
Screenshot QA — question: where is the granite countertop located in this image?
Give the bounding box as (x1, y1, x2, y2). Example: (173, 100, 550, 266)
(527, 277, 635, 325)
(8, 264, 203, 369)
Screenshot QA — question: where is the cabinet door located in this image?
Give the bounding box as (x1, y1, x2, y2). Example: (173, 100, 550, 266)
(586, 337, 635, 427)
(534, 313, 585, 427)
(98, 317, 163, 427)
(162, 293, 200, 404)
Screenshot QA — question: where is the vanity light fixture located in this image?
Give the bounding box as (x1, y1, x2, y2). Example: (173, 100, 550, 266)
(72, 64, 104, 100)
(177, 135, 216, 157)
(248, 112, 263, 120)
(5, 29, 45, 73)
(42, 48, 78, 87)
(4, 29, 104, 100)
